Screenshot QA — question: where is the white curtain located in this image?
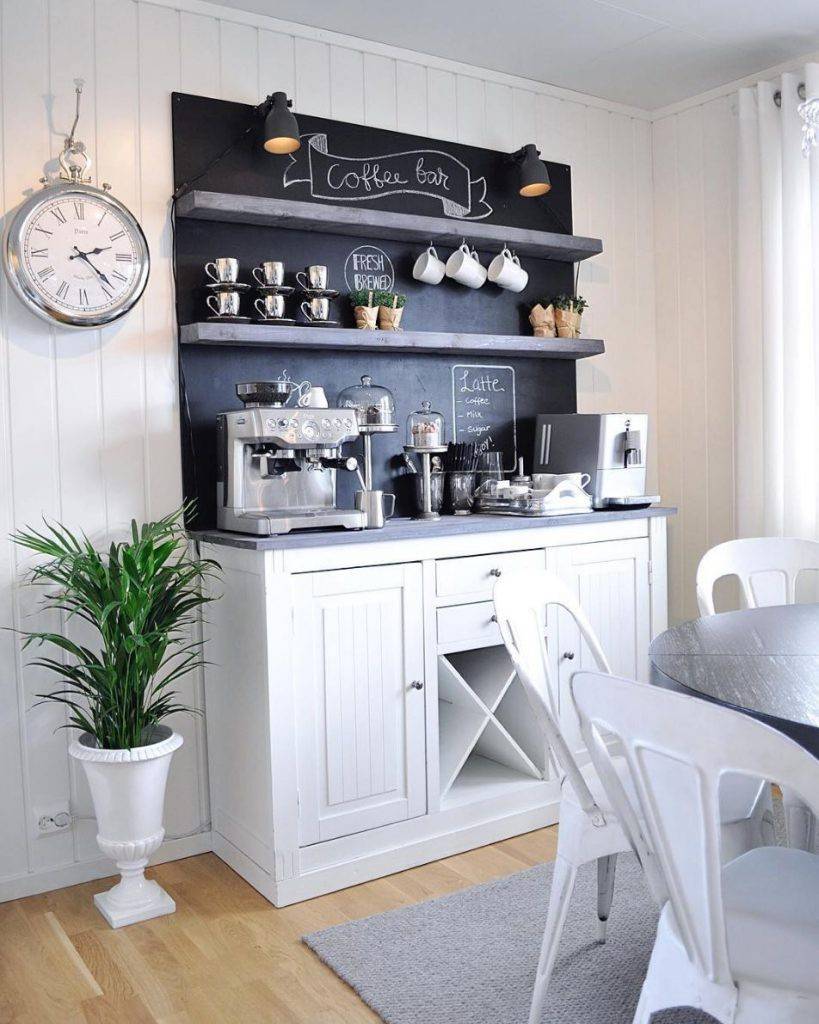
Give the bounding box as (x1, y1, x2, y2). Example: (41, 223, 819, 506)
(735, 65, 819, 539)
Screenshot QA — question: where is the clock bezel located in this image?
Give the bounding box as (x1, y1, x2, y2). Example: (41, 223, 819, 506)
(3, 181, 150, 330)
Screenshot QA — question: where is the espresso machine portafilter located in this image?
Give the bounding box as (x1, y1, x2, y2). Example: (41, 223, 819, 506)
(216, 381, 367, 535)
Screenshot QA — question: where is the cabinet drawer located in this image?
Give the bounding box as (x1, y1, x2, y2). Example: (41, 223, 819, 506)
(435, 550, 544, 603)
(437, 601, 502, 651)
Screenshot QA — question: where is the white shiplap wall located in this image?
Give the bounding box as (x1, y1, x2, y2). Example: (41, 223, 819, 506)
(652, 96, 737, 624)
(0, 0, 656, 897)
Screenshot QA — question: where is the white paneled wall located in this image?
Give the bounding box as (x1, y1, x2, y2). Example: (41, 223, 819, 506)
(0, 0, 656, 898)
(652, 96, 737, 624)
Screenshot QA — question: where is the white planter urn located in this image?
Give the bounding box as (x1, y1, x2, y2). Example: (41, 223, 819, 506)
(69, 726, 183, 928)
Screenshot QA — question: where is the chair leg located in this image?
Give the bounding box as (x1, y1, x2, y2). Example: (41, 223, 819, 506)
(528, 855, 578, 1024)
(596, 853, 617, 943)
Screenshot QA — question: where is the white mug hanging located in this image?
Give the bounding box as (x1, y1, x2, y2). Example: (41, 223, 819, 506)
(488, 246, 529, 292)
(445, 242, 487, 289)
(412, 244, 446, 285)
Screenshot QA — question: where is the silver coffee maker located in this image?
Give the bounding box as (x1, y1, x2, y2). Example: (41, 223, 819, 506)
(216, 381, 367, 535)
(533, 413, 659, 510)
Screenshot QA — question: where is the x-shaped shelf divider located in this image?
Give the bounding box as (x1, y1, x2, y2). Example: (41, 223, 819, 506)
(438, 647, 546, 798)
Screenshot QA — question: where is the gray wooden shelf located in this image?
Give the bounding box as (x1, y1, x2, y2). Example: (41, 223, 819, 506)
(179, 322, 605, 360)
(175, 191, 602, 262)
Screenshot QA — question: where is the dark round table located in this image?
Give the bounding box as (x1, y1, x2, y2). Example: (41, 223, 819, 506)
(649, 604, 819, 757)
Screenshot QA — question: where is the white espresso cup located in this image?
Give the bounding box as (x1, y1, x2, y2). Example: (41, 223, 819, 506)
(445, 242, 487, 288)
(488, 247, 529, 292)
(297, 386, 329, 408)
(296, 265, 328, 291)
(254, 294, 285, 319)
(412, 245, 446, 285)
(533, 472, 591, 491)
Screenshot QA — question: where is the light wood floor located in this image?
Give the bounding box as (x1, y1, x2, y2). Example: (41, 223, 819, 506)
(0, 826, 557, 1023)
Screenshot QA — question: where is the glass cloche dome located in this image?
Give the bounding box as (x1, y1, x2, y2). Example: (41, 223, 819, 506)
(337, 374, 396, 427)
(407, 399, 445, 448)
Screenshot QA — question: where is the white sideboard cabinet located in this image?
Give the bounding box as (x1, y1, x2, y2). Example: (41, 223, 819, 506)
(201, 510, 671, 906)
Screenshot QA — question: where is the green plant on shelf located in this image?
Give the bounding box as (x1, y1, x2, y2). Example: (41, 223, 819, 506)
(374, 290, 406, 309)
(550, 293, 588, 315)
(349, 289, 378, 308)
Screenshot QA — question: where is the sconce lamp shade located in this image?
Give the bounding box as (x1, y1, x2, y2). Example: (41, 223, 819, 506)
(518, 143, 551, 197)
(263, 92, 301, 154)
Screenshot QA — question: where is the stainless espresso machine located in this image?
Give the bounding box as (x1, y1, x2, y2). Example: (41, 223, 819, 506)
(533, 413, 660, 510)
(216, 381, 367, 535)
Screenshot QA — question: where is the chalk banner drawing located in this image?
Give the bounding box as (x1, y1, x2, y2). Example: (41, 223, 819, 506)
(285, 134, 493, 220)
(451, 364, 517, 470)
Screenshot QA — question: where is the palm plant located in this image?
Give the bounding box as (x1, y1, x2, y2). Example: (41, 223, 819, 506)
(13, 507, 220, 750)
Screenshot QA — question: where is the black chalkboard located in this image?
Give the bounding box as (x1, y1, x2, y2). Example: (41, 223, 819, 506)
(172, 93, 573, 235)
(171, 90, 583, 527)
(452, 364, 517, 471)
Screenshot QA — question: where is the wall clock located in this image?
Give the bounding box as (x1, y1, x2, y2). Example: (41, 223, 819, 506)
(3, 90, 149, 329)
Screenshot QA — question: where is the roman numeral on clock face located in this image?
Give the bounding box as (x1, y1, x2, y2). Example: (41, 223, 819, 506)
(30, 248, 48, 258)
(38, 266, 55, 281)
(112, 270, 128, 283)
(78, 288, 89, 307)
(73, 201, 85, 220)
(52, 207, 67, 225)
(100, 283, 113, 299)
(56, 281, 69, 300)
(115, 253, 132, 262)
(109, 230, 125, 242)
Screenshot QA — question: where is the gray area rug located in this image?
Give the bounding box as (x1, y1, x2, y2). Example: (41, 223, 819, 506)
(304, 853, 717, 1024)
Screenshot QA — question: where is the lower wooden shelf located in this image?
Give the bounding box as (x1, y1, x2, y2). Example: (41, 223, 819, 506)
(179, 322, 605, 360)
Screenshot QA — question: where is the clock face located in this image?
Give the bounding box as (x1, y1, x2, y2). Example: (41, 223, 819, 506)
(4, 184, 150, 328)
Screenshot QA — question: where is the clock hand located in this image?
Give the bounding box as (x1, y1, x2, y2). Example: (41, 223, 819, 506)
(69, 246, 112, 259)
(71, 246, 114, 289)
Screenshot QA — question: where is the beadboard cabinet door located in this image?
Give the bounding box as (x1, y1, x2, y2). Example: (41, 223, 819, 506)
(293, 563, 427, 845)
(548, 538, 651, 757)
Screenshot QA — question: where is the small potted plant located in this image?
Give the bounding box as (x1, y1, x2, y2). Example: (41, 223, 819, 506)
(349, 289, 378, 330)
(552, 294, 588, 338)
(13, 507, 219, 928)
(376, 290, 406, 331)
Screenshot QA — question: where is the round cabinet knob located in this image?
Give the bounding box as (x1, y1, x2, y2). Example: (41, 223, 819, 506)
(410, 680, 424, 690)
(563, 651, 575, 661)
(490, 568, 502, 577)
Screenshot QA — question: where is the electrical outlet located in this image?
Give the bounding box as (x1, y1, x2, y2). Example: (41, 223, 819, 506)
(34, 804, 73, 837)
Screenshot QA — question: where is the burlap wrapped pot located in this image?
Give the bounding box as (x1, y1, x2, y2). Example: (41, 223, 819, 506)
(529, 303, 556, 338)
(353, 305, 378, 330)
(554, 307, 581, 338)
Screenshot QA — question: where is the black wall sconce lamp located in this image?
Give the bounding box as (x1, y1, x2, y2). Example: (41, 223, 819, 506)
(262, 91, 301, 154)
(510, 143, 551, 198)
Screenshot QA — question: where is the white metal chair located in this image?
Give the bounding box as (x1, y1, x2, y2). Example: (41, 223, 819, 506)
(492, 571, 772, 1024)
(572, 668, 819, 1024)
(696, 536, 819, 616)
(696, 537, 819, 852)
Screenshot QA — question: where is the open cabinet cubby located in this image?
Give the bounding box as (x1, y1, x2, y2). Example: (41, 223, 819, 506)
(438, 646, 548, 809)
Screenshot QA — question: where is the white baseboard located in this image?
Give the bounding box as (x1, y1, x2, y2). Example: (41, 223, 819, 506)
(0, 832, 212, 903)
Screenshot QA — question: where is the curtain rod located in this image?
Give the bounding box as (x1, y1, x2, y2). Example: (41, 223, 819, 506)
(774, 82, 806, 107)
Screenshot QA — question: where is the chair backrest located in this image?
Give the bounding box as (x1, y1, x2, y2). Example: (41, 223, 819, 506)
(696, 537, 819, 615)
(493, 569, 612, 822)
(572, 669, 819, 988)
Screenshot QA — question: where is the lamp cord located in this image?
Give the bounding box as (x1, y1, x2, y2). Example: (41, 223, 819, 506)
(171, 96, 274, 202)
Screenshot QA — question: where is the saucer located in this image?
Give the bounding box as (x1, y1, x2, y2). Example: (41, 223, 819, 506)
(256, 284, 295, 296)
(206, 315, 252, 323)
(206, 281, 251, 292)
(302, 319, 339, 327)
(299, 288, 340, 299)
(256, 317, 296, 325)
